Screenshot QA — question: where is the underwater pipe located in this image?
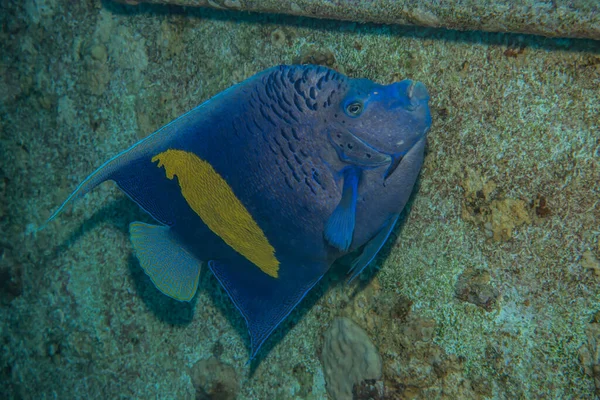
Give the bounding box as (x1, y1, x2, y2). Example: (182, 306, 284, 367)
(117, 0, 600, 41)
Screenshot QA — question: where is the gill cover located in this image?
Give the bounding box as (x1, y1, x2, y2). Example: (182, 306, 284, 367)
(327, 129, 391, 168)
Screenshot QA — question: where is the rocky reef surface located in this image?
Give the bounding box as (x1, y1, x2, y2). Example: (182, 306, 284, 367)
(1, 1, 599, 398)
(122, 0, 600, 40)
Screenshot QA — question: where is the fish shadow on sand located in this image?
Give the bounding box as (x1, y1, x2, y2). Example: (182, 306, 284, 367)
(51, 177, 421, 369)
(50, 194, 327, 356)
(103, 0, 600, 54)
(53, 195, 144, 259)
(52, 195, 197, 325)
(128, 255, 197, 325)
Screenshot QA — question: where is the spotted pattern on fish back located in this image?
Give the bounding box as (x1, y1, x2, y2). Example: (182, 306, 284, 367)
(244, 66, 347, 195)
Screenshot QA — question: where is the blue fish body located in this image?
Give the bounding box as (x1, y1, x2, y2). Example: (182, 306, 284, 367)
(46, 65, 431, 358)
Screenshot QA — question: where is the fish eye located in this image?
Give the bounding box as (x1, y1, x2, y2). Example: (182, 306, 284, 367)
(345, 102, 363, 116)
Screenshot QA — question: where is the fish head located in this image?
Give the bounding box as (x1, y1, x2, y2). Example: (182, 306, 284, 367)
(324, 76, 431, 171)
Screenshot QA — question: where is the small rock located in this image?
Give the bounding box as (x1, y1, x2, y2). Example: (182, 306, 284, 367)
(223, 0, 241, 8)
(532, 194, 551, 217)
(582, 250, 600, 277)
(158, 20, 184, 59)
(578, 320, 600, 395)
(85, 62, 111, 96)
(90, 44, 108, 63)
(488, 198, 531, 241)
(270, 28, 287, 48)
(455, 268, 500, 311)
(460, 169, 531, 241)
(294, 47, 336, 68)
(321, 317, 382, 400)
(0, 262, 23, 304)
(352, 378, 385, 400)
(190, 357, 238, 400)
(373, 292, 413, 323)
(400, 315, 436, 344)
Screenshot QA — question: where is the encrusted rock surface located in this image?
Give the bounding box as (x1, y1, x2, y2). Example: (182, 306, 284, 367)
(1, 0, 598, 398)
(455, 268, 501, 311)
(579, 316, 600, 395)
(121, 0, 600, 40)
(190, 357, 240, 400)
(321, 317, 382, 400)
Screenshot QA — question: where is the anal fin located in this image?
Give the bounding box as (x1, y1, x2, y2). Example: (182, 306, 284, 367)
(324, 167, 360, 252)
(347, 213, 399, 283)
(130, 222, 202, 301)
(208, 257, 327, 359)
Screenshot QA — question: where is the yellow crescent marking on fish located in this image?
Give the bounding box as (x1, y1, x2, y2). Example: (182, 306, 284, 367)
(152, 149, 279, 278)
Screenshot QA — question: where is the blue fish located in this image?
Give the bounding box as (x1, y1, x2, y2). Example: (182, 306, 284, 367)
(46, 65, 431, 359)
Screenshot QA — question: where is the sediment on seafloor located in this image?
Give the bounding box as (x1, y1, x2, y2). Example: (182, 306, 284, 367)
(118, 0, 600, 40)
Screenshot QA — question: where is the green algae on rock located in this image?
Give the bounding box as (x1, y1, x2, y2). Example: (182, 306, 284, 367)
(1, 0, 599, 398)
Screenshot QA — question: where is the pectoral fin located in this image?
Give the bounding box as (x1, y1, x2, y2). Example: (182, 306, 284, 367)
(130, 222, 202, 301)
(208, 257, 328, 359)
(347, 213, 399, 283)
(324, 167, 360, 252)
